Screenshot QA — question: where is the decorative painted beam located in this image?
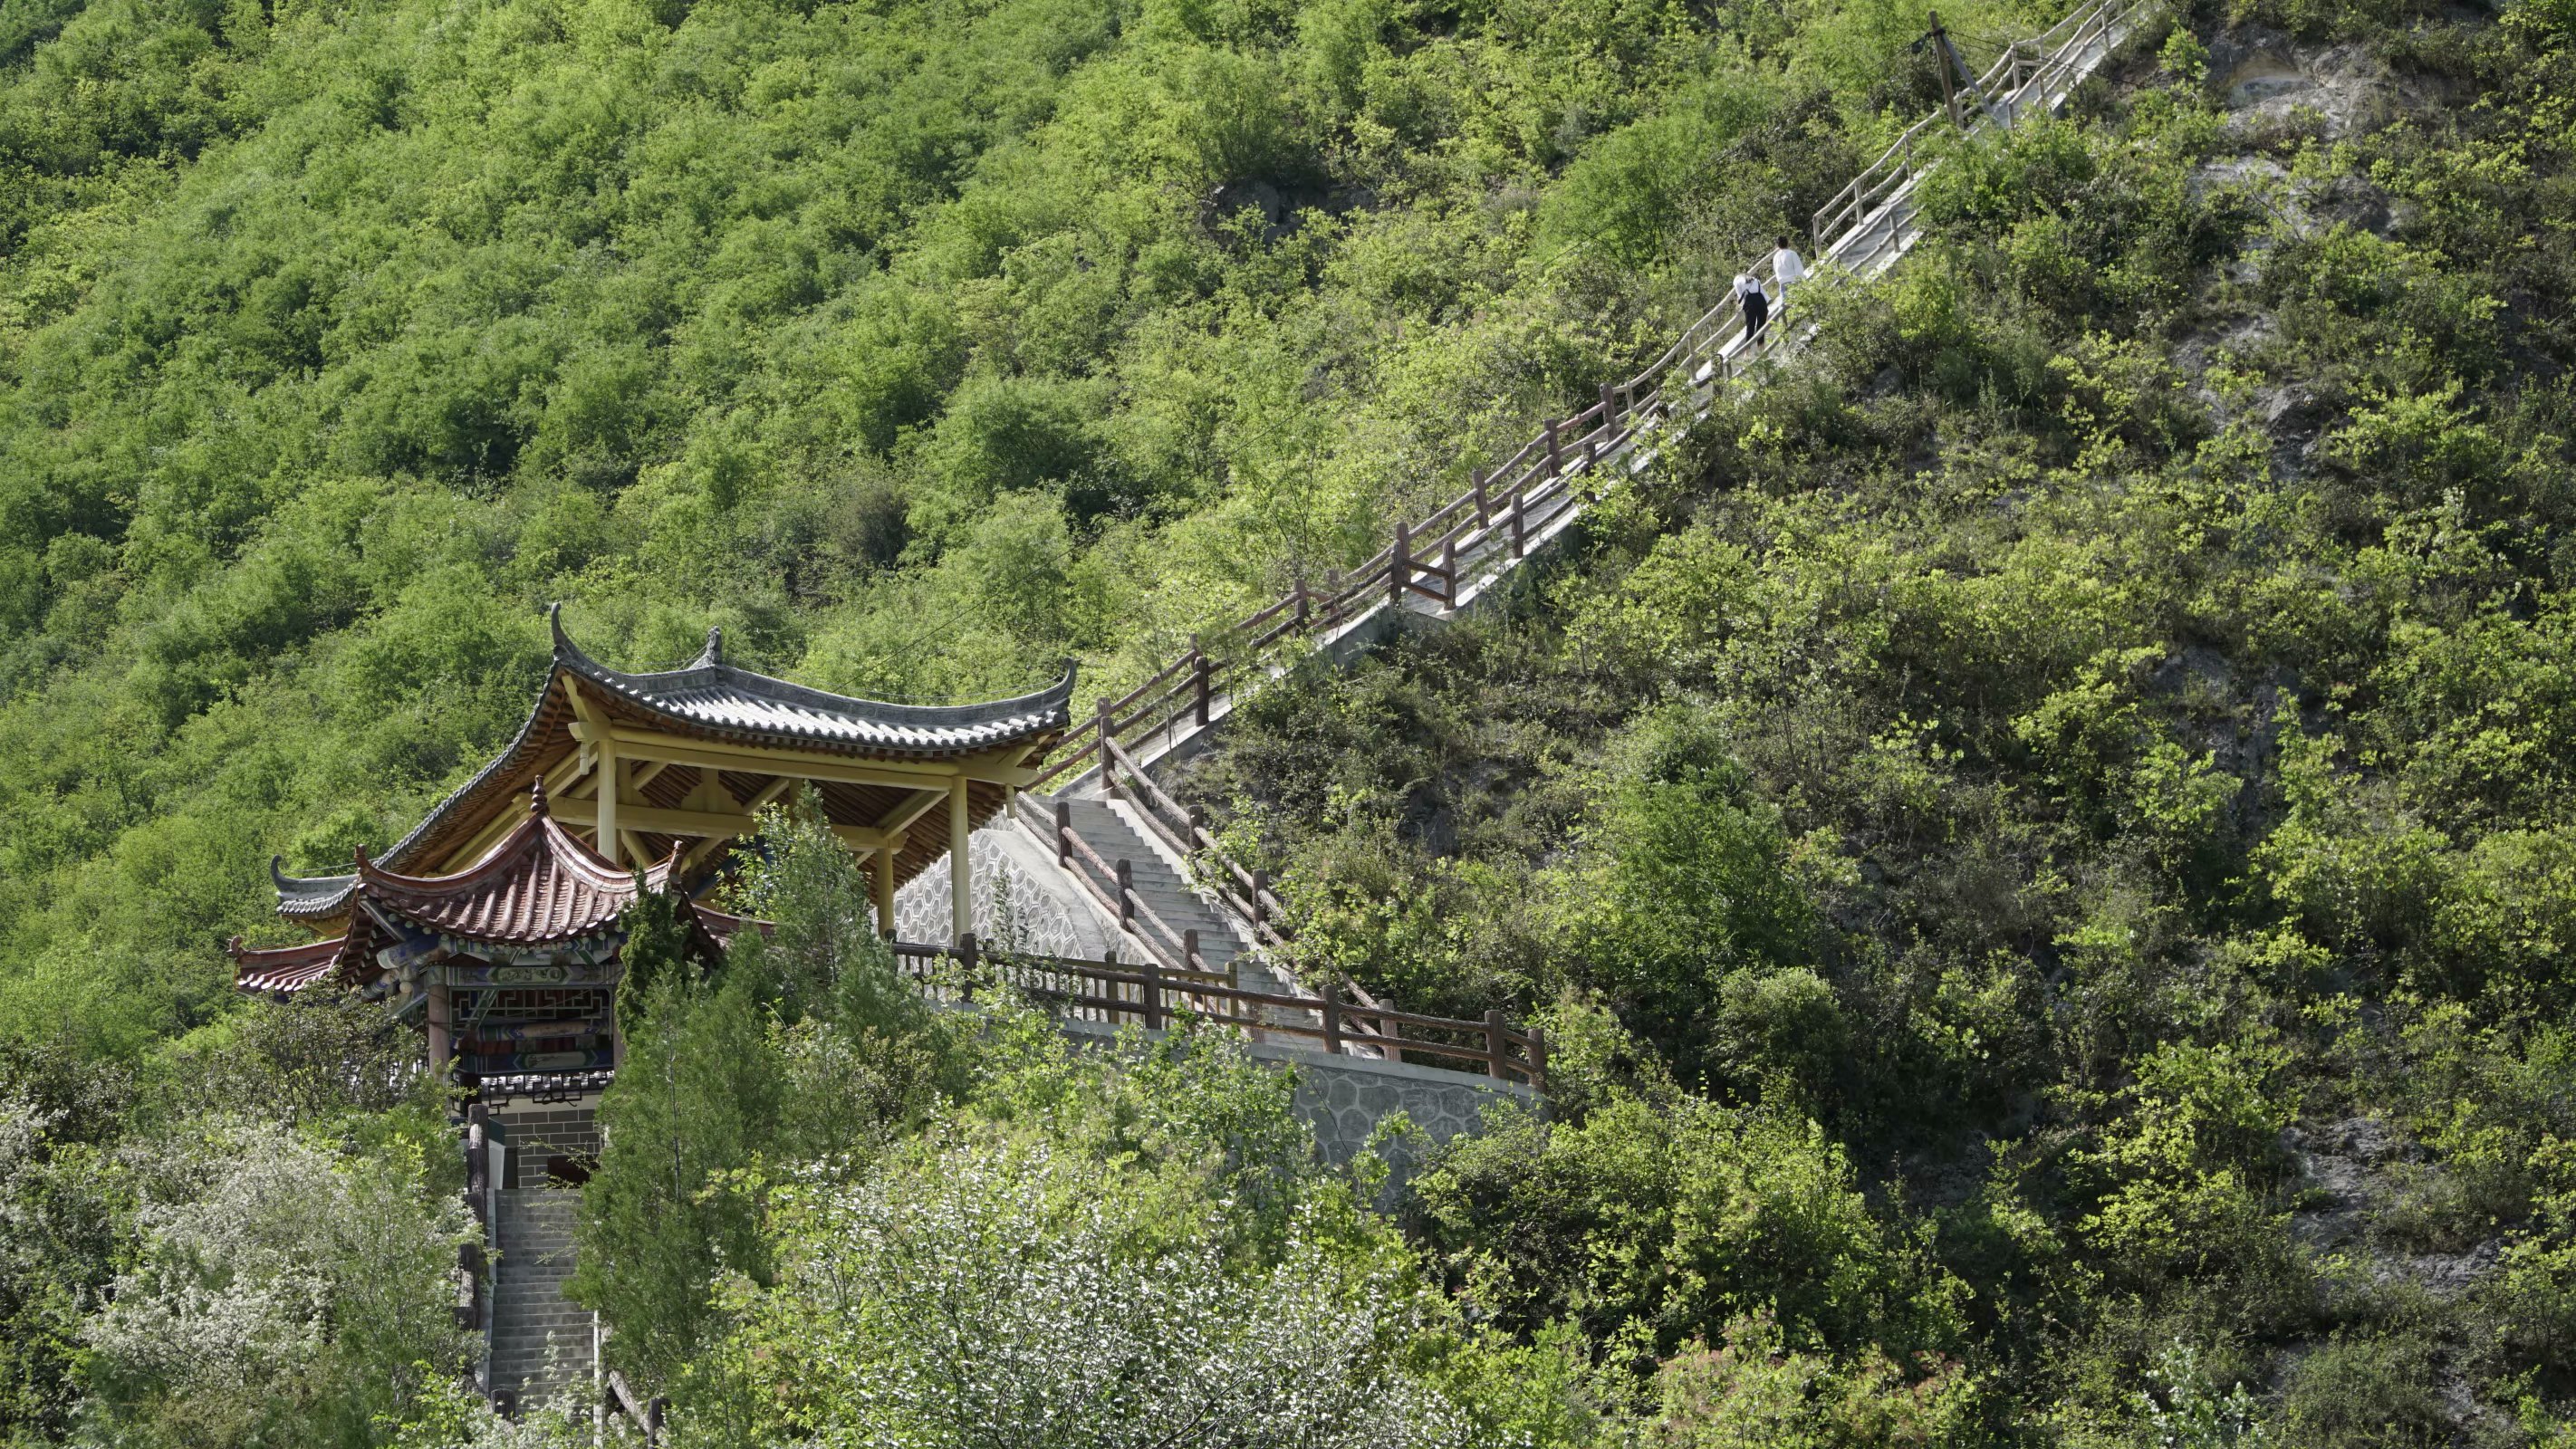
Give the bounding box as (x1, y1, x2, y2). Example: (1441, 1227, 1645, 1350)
(548, 795, 912, 849)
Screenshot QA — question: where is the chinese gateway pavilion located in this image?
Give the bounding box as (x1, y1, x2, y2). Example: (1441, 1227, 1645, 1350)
(230, 607, 1073, 1094)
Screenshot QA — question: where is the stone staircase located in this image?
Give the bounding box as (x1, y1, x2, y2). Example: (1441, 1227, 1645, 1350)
(1048, 795, 1301, 998)
(490, 1184, 591, 1412)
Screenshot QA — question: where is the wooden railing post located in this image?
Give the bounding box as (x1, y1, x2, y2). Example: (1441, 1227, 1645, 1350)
(1390, 518, 1410, 606)
(1187, 803, 1206, 849)
(1183, 927, 1199, 974)
(958, 932, 979, 1003)
(1472, 467, 1488, 525)
(1485, 1009, 1506, 1080)
(1441, 533, 1458, 606)
(1321, 976, 1342, 1054)
(1545, 417, 1561, 475)
(1191, 643, 1211, 728)
(1054, 801, 1072, 866)
(1251, 868, 1268, 934)
(1510, 490, 1526, 559)
(1528, 1026, 1548, 1088)
(1095, 696, 1115, 791)
(1601, 381, 1619, 437)
(1140, 958, 1165, 1031)
(1116, 859, 1134, 930)
(1293, 574, 1310, 629)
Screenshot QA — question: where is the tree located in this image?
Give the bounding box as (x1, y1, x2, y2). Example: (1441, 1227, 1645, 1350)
(697, 1080, 1468, 1447)
(78, 1115, 473, 1449)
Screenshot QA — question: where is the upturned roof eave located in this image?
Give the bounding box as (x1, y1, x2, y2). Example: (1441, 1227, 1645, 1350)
(549, 605, 1080, 741)
(269, 608, 1075, 894)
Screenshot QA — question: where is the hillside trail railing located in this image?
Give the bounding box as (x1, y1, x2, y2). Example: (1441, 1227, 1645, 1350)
(886, 935, 1547, 1086)
(1020, 0, 2160, 1005)
(1006, 782, 1413, 1060)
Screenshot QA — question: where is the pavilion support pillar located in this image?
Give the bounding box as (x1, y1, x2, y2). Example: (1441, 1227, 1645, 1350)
(427, 974, 453, 1080)
(872, 844, 898, 938)
(948, 776, 972, 945)
(596, 738, 622, 866)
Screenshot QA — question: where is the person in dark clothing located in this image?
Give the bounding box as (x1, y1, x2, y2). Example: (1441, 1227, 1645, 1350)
(1735, 270, 1771, 342)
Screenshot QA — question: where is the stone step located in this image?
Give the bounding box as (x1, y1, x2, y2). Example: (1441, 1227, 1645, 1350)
(496, 1322, 588, 1339)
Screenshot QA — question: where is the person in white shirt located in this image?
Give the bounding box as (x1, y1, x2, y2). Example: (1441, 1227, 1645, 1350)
(1772, 236, 1809, 316)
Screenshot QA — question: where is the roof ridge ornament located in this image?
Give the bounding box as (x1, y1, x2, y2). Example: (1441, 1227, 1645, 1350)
(696, 625, 724, 668)
(530, 778, 550, 816)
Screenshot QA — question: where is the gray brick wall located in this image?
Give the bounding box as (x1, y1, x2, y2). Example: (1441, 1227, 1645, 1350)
(493, 1101, 601, 1186)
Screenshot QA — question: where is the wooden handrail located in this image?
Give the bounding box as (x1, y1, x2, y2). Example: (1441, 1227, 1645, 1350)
(608, 1370, 668, 1446)
(885, 936, 1544, 1086)
(1050, 818, 1188, 974)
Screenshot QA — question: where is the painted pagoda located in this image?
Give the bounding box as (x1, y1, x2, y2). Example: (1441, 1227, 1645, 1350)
(231, 607, 1073, 1095)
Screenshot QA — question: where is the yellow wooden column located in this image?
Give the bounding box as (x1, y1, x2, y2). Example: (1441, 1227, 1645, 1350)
(596, 739, 621, 865)
(872, 842, 899, 938)
(948, 777, 972, 945)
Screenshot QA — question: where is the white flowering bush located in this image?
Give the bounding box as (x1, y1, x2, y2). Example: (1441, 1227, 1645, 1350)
(80, 1114, 474, 1448)
(702, 1124, 1471, 1449)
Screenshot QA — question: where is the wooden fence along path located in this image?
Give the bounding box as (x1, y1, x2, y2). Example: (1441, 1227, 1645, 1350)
(1011, 0, 2164, 1041)
(888, 937, 1548, 1086)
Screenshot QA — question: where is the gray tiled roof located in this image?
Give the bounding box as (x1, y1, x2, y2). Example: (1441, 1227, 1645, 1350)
(552, 611, 1074, 753)
(273, 607, 1075, 914)
(274, 857, 359, 918)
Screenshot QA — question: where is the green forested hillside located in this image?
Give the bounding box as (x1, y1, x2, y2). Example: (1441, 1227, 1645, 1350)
(0, 0, 1967, 1051)
(9, 0, 2576, 1444)
(1169, 5, 2576, 1442)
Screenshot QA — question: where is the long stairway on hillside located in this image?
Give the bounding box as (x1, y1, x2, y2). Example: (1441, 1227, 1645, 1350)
(491, 1183, 589, 1410)
(1054, 798, 1249, 974)
(978, 0, 2166, 996)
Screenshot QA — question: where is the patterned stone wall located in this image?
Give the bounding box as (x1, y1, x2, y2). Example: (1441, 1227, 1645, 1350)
(1057, 1020, 1542, 1175)
(1286, 1048, 1541, 1175)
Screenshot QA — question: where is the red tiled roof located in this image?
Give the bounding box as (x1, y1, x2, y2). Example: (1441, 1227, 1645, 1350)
(227, 935, 351, 994)
(686, 903, 768, 951)
(235, 786, 691, 996)
(351, 789, 677, 945)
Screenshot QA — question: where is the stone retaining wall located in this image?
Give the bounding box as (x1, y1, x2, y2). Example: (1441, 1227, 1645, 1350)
(1057, 1019, 1541, 1174)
